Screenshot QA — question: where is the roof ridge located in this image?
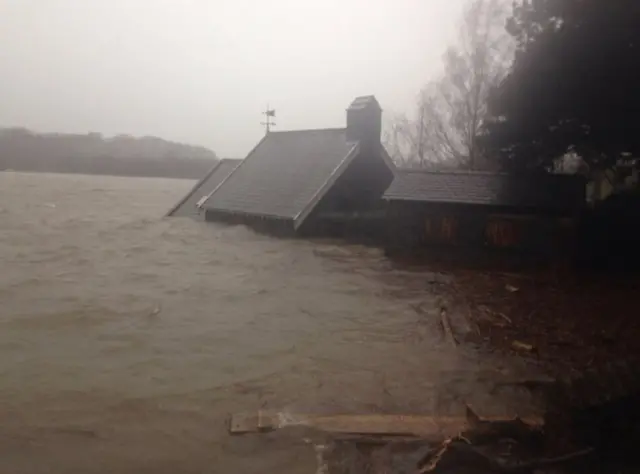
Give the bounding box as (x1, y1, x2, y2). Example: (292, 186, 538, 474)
(395, 167, 584, 179)
(396, 168, 508, 177)
(165, 160, 226, 216)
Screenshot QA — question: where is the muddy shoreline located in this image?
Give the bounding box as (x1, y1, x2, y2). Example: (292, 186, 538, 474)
(445, 270, 640, 375)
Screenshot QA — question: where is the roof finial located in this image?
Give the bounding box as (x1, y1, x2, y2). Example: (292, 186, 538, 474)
(261, 105, 276, 134)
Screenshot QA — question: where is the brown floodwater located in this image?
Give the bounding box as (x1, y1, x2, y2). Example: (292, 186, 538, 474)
(0, 172, 534, 473)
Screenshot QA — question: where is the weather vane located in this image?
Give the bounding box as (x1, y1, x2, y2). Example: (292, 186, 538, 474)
(261, 105, 276, 134)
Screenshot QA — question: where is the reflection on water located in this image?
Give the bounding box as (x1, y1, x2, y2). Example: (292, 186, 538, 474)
(0, 172, 526, 473)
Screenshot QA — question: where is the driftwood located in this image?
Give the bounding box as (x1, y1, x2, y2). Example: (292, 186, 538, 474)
(440, 307, 458, 348)
(511, 340, 535, 353)
(417, 438, 454, 473)
(228, 409, 602, 474)
(229, 411, 543, 440)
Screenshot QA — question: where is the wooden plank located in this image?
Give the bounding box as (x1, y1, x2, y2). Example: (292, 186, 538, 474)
(228, 411, 544, 439)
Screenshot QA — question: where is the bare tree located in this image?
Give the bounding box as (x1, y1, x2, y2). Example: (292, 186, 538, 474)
(385, 0, 513, 170)
(383, 103, 450, 170)
(384, 111, 443, 170)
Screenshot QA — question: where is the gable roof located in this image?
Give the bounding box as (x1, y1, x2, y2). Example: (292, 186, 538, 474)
(166, 158, 241, 217)
(202, 128, 358, 223)
(384, 169, 586, 212)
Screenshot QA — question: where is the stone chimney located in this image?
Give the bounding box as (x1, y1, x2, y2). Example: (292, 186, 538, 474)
(346, 95, 382, 147)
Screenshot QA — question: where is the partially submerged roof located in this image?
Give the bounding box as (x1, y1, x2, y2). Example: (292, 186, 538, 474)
(384, 169, 585, 212)
(202, 128, 358, 225)
(166, 158, 241, 217)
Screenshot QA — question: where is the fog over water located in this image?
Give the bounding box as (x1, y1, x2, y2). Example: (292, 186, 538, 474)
(0, 0, 465, 157)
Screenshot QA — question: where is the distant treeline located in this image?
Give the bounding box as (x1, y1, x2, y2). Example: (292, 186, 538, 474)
(0, 128, 217, 179)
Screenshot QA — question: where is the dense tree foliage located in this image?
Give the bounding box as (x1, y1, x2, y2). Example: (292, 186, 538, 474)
(0, 129, 217, 179)
(483, 0, 640, 171)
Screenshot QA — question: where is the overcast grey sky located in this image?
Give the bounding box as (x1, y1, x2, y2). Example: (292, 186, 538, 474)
(0, 0, 464, 157)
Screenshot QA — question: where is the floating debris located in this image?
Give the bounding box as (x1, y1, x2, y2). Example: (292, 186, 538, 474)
(511, 340, 535, 353)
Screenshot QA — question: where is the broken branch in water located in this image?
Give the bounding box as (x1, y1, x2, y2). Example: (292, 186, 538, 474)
(497, 312, 512, 324)
(440, 307, 458, 348)
(417, 438, 454, 473)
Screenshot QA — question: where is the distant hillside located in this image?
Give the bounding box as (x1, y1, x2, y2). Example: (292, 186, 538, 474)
(0, 128, 217, 179)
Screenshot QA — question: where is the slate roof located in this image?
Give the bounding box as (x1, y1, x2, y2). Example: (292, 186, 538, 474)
(202, 129, 357, 222)
(384, 169, 585, 212)
(166, 159, 241, 217)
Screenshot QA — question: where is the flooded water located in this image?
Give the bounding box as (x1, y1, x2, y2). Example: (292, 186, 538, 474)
(0, 172, 533, 473)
